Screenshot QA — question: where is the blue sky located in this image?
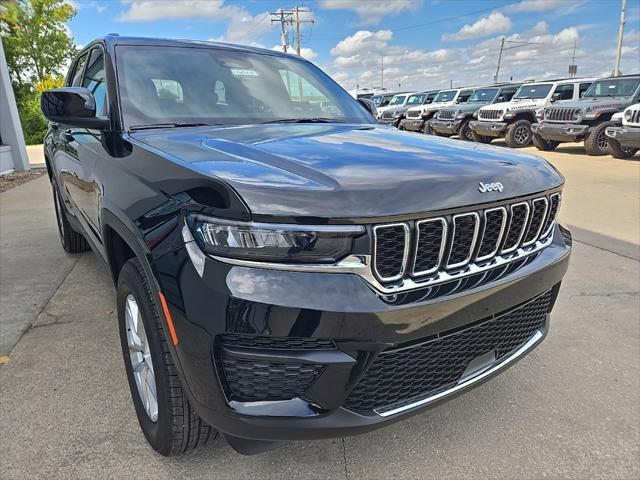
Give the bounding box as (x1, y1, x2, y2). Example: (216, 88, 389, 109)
(68, 0, 640, 90)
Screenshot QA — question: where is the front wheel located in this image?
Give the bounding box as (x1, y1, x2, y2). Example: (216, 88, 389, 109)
(505, 119, 532, 148)
(459, 119, 474, 141)
(584, 122, 612, 156)
(421, 119, 433, 135)
(117, 258, 215, 456)
(532, 133, 559, 151)
(608, 137, 638, 159)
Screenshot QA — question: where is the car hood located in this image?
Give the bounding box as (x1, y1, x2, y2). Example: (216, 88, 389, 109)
(548, 97, 632, 110)
(440, 102, 488, 113)
(133, 123, 563, 220)
(482, 99, 544, 112)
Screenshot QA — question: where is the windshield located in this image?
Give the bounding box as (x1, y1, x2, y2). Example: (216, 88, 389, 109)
(514, 84, 553, 99)
(116, 46, 373, 128)
(370, 95, 382, 106)
(407, 94, 426, 105)
(434, 90, 456, 102)
(388, 95, 406, 106)
(468, 88, 499, 103)
(583, 78, 640, 98)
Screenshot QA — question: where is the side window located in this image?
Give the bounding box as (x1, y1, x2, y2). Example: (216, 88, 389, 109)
(553, 84, 574, 100)
(579, 83, 592, 97)
(457, 91, 472, 103)
(69, 53, 88, 87)
(82, 48, 107, 116)
(500, 88, 517, 102)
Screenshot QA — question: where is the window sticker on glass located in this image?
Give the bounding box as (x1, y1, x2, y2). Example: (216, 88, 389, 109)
(231, 69, 259, 76)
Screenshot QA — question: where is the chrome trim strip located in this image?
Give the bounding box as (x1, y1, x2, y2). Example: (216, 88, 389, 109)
(540, 193, 561, 239)
(190, 214, 365, 233)
(375, 329, 544, 417)
(501, 201, 530, 254)
(208, 234, 554, 295)
(476, 206, 508, 262)
(412, 218, 448, 277)
(522, 197, 548, 247)
(372, 223, 411, 283)
(446, 212, 480, 269)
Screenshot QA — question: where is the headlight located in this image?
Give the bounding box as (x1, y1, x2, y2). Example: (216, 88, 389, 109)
(394, 111, 402, 118)
(625, 109, 633, 120)
(189, 216, 365, 263)
(544, 109, 551, 119)
(573, 109, 583, 121)
(472, 111, 478, 118)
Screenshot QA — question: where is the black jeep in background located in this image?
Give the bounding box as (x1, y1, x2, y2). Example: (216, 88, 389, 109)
(41, 35, 571, 456)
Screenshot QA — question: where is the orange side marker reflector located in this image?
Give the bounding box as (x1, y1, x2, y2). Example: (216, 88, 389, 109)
(158, 292, 179, 346)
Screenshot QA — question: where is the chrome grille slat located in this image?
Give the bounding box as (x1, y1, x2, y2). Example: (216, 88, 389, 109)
(373, 224, 410, 282)
(479, 109, 502, 120)
(501, 202, 530, 254)
(522, 198, 548, 246)
(413, 218, 447, 276)
(546, 107, 581, 123)
(540, 193, 561, 239)
(438, 110, 455, 120)
(446, 213, 480, 269)
(476, 207, 507, 261)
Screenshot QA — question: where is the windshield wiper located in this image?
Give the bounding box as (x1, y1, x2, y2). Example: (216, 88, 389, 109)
(261, 117, 344, 124)
(130, 122, 212, 131)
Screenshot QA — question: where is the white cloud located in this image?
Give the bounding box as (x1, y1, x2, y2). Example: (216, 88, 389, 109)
(530, 21, 549, 35)
(272, 45, 318, 60)
(504, 0, 574, 12)
(117, 1, 274, 44)
(442, 12, 512, 41)
(318, 0, 416, 25)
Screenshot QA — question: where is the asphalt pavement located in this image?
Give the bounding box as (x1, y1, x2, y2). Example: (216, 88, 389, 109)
(1, 142, 638, 479)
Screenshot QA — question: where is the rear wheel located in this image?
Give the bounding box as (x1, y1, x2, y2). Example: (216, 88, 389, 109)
(608, 137, 638, 159)
(532, 133, 559, 151)
(459, 119, 474, 141)
(421, 119, 433, 135)
(505, 119, 532, 148)
(51, 181, 89, 253)
(117, 258, 215, 456)
(584, 122, 612, 156)
(470, 129, 492, 144)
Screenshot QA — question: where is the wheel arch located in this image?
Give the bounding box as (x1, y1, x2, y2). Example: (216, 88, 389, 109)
(512, 111, 537, 123)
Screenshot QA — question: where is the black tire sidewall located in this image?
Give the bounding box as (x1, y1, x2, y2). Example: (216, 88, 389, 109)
(506, 119, 532, 147)
(459, 119, 473, 141)
(422, 119, 432, 134)
(51, 182, 68, 250)
(117, 259, 176, 455)
(585, 122, 612, 156)
(608, 137, 638, 159)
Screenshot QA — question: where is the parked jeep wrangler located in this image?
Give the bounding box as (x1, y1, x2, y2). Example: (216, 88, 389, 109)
(531, 75, 640, 155)
(606, 103, 640, 158)
(375, 92, 411, 119)
(401, 88, 473, 134)
(470, 78, 594, 147)
(379, 91, 429, 127)
(431, 84, 520, 141)
(40, 36, 571, 456)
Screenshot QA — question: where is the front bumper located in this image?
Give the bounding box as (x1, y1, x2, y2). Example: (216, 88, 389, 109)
(152, 226, 571, 443)
(431, 119, 463, 135)
(531, 122, 589, 142)
(399, 118, 425, 132)
(469, 120, 508, 138)
(379, 117, 403, 127)
(605, 125, 640, 149)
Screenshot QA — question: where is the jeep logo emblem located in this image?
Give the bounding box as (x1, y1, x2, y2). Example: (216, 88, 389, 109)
(478, 181, 504, 193)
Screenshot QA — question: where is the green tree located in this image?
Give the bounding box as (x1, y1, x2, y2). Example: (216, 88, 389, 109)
(1, 0, 77, 144)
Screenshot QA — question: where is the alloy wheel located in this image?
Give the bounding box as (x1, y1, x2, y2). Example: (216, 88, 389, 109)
(597, 131, 608, 150)
(125, 293, 158, 422)
(514, 125, 530, 145)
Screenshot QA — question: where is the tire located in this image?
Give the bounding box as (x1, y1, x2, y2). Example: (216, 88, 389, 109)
(459, 119, 474, 141)
(52, 181, 89, 253)
(532, 133, 559, 151)
(421, 119, 433, 135)
(504, 119, 532, 148)
(470, 129, 492, 144)
(117, 258, 214, 456)
(584, 122, 612, 156)
(608, 137, 638, 159)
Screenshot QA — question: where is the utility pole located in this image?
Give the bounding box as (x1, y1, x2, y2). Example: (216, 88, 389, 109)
(293, 6, 314, 57)
(270, 10, 290, 53)
(569, 39, 577, 78)
(380, 56, 384, 88)
(494, 37, 544, 83)
(614, 0, 627, 76)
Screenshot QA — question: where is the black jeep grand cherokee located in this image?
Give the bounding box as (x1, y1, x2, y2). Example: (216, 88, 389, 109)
(41, 36, 571, 456)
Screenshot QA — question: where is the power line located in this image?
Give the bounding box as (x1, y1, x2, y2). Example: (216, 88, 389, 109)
(494, 37, 544, 83)
(269, 7, 314, 56)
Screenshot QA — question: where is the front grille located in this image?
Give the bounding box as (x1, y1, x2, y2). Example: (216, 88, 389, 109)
(626, 108, 640, 126)
(438, 109, 456, 120)
(406, 110, 422, 119)
(382, 110, 395, 119)
(479, 109, 503, 120)
(372, 192, 561, 285)
(218, 334, 335, 350)
(344, 290, 553, 412)
(545, 107, 582, 123)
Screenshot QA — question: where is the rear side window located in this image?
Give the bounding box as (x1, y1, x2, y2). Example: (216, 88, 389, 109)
(457, 90, 472, 103)
(68, 53, 88, 87)
(82, 48, 107, 116)
(579, 83, 592, 97)
(499, 88, 517, 102)
(553, 84, 574, 100)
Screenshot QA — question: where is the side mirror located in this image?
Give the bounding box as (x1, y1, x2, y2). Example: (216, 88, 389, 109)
(357, 98, 378, 118)
(41, 87, 109, 129)
(550, 93, 561, 103)
(497, 96, 504, 102)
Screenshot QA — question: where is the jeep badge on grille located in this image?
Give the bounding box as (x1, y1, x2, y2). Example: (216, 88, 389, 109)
(478, 181, 504, 193)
